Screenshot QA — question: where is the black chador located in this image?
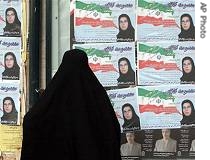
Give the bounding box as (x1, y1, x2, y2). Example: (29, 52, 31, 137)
(21, 49, 121, 160)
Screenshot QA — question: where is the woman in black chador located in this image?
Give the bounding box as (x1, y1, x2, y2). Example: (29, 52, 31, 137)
(122, 103, 140, 131)
(2, 52, 20, 80)
(178, 13, 195, 41)
(117, 57, 135, 86)
(3, 7, 21, 36)
(180, 56, 195, 84)
(116, 14, 135, 42)
(180, 99, 195, 125)
(20, 49, 121, 160)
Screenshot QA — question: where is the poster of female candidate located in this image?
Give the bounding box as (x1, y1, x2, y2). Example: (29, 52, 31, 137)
(107, 87, 140, 132)
(137, 0, 195, 42)
(137, 84, 195, 129)
(0, 37, 21, 81)
(0, 0, 22, 37)
(137, 41, 195, 85)
(0, 83, 20, 125)
(73, 42, 136, 87)
(74, 0, 136, 42)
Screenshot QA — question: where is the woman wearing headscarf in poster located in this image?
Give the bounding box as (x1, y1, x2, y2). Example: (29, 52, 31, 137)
(122, 103, 140, 132)
(120, 132, 141, 156)
(180, 56, 195, 84)
(20, 49, 121, 160)
(178, 13, 195, 41)
(117, 57, 135, 86)
(154, 129, 177, 152)
(1, 97, 18, 125)
(116, 14, 135, 42)
(3, 7, 21, 36)
(1, 52, 20, 80)
(180, 99, 195, 126)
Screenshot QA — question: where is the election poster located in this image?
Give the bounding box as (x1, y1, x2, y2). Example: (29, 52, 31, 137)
(106, 87, 140, 132)
(0, 0, 22, 37)
(141, 128, 194, 158)
(73, 42, 136, 87)
(0, 37, 21, 81)
(137, 84, 195, 129)
(74, 0, 136, 42)
(0, 83, 20, 125)
(120, 130, 143, 159)
(137, 0, 195, 42)
(119, 128, 194, 159)
(137, 41, 195, 85)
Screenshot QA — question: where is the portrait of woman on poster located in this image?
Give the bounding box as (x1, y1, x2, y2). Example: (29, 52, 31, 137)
(1, 97, 18, 125)
(2, 52, 20, 80)
(180, 99, 195, 125)
(122, 103, 140, 131)
(178, 13, 195, 41)
(154, 129, 177, 152)
(180, 56, 195, 84)
(121, 132, 141, 156)
(117, 57, 135, 86)
(116, 14, 135, 42)
(3, 7, 21, 36)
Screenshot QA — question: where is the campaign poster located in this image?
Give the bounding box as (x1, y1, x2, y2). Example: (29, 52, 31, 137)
(0, 37, 21, 81)
(74, 0, 136, 42)
(73, 42, 136, 87)
(0, 0, 22, 37)
(0, 83, 20, 125)
(142, 129, 177, 158)
(120, 130, 143, 159)
(123, 128, 195, 159)
(137, 85, 195, 129)
(137, 41, 195, 85)
(137, 0, 195, 42)
(106, 87, 140, 132)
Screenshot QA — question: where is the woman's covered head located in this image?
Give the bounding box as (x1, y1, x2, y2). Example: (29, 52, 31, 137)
(118, 57, 132, 75)
(122, 103, 136, 120)
(181, 99, 194, 116)
(182, 56, 195, 74)
(118, 14, 132, 31)
(4, 52, 17, 69)
(180, 14, 194, 31)
(5, 7, 19, 25)
(3, 97, 16, 114)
